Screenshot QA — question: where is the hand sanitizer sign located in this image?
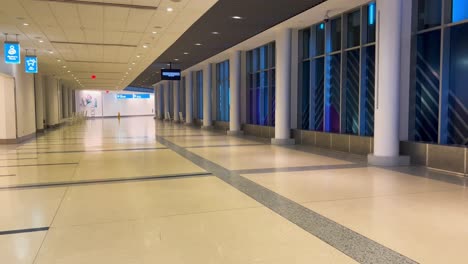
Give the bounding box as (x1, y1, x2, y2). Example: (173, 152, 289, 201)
(25, 56, 38, 73)
(4, 42, 21, 64)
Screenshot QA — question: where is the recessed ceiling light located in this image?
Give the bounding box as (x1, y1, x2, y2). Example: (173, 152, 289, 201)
(23, 23, 29, 26)
(67, 70, 70, 73)
(166, 7, 173, 12)
(136, 55, 141, 58)
(174, 59, 179, 61)
(152, 31, 157, 34)
(212, 31, 220, 35)
(231, 16, 243, 20)
(143, 45, 148, 48)
(132, 62, 135, 65)
(57, 59, 61, 62)
(49, 51, 54, 54)
(63, 66, 67, 68)
(39, 40, 44, 43)
(129, 68, 132, 70)
(183, 52, 189, 55)
(195, 43, 202, 46)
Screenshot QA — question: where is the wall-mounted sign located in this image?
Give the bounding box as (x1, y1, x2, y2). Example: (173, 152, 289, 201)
(4, 42, 21, 64)
(116, 94, 133, 99)
(133, 94, 150, 99)
(116, 93, 151, 99)
(25, 56, 38, 73)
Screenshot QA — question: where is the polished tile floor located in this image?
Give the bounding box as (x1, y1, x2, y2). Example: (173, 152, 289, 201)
(0, 116, 466, 264)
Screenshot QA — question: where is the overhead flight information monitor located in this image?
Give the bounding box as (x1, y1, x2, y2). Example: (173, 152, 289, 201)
(161, 69, 181, 81)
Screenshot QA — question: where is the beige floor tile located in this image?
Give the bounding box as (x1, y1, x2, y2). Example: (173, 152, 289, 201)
(190, 145, 351, 170)
(0, 153, 81, 167)
(0, 165, 77, 187)
(73, 150, 205, 181)
(52, 176, 261, 227)
(0, 188, 66, 231)
(244, 167, 460, 203)
(303, 190, 468, 264)
(0, 232, 46, 264)
(36, 207, 356, 264)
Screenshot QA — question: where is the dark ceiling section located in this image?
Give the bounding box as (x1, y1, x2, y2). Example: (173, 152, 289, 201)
(131, 0, 326, 88)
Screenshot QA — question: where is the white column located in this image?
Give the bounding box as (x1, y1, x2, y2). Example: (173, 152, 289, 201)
(173, 81, 180, 122)
(163, 81, 170, 121)
(368, 0, 409, 166)
(272, 28, 295, 145)
(68, 88, 73, 116)
(63, 86, 69, 118)
(158, 85, 164, 120)
(34, 74, 44, 131)
(45, 76, 59, 127)
(153, 86, 158, 119)
(202, 64, 212, 128)
(228, 51, 242, 135)
(185, 72, 193, 124)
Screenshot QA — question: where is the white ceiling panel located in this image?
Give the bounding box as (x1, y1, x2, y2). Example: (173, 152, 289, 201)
(103, 7, 129, 31)
(78, 5, 103, 31)
(49, 3, 81, 28)
(125, 9, 155, 32)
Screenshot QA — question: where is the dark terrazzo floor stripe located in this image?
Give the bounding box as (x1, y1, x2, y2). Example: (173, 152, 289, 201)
(185, 143, 265, 149)
(10, 147, 168, 155)
(156, 135, 418, 264)
(232, 163, 366, 175)
(0, 172, 212, 190)
(0, 227, 49, 236)
(0, 162, 79, 168)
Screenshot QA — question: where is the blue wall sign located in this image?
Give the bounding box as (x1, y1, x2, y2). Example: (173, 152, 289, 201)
(133, 94, 150, 99)
(116, 93, 150, 99)
(116, 94, 133, 99)
(25, 56, 38, 73)
(4, 42, 21, 64)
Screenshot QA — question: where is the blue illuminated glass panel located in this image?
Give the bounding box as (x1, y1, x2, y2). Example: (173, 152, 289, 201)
(414, 30, 440, 143)
(417, 0, 441, 30)
(325, 54, 341, 133)
(344, 49, 360, 134)
(247, 43, 275, 126)
(216, 60, 230, 122)
(448, 23, 468, 145)
(196, 71, 203, 119)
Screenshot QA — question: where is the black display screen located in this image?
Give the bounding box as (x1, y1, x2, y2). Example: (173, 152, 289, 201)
(161, 69, 181, 80)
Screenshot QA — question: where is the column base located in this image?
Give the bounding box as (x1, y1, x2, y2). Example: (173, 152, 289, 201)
(368, 154, 410, 167)
(184, 122, 193, 126)
(271, 138, 295, 145)
(202, 125, 214, 130)
(227, 130, 244, 136)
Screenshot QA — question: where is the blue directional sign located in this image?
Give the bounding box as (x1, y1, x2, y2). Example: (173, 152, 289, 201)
(4, 42, 21, 64)
(133, 93, 150, 99)
(116, 94, 133, 99)
(25, 56, 38, 73)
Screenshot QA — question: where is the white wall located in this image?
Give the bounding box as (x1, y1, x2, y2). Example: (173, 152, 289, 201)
(0, 73, 16, 140)
(75, 90, 154, 117)
(45, 76, 60, 126)
(12, 63, 36, 137)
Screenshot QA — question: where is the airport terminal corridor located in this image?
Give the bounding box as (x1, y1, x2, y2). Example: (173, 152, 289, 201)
(0, 117, 467, 264)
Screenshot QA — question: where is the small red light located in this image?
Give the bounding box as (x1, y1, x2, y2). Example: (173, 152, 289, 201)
(91, 75, 96, 79)
(106, 90, 109, 94)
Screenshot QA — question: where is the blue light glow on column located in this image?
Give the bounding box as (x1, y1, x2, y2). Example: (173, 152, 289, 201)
(4, 42, 21, 64)
(452, 0, 468, 22)
(368, 3, 376, 25)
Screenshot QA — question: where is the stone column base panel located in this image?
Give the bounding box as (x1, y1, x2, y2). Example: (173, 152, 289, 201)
(368, 154, 410, 167)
